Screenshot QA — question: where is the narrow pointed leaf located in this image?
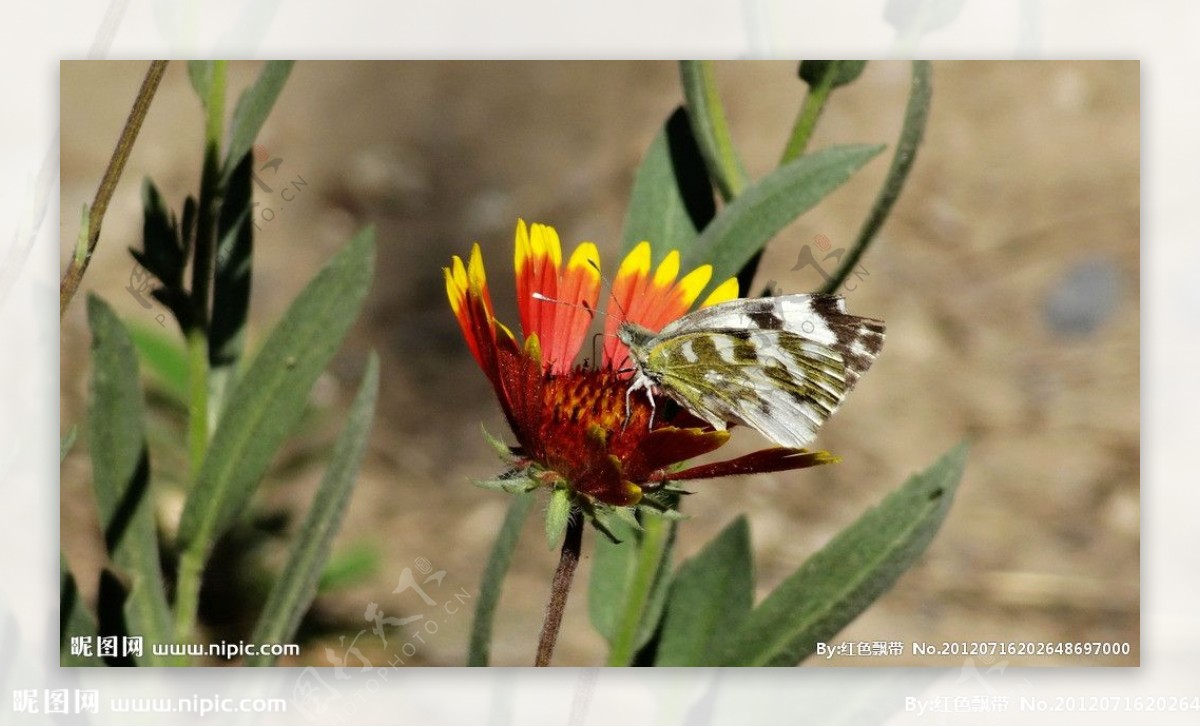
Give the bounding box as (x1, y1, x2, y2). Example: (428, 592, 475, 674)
(60, 427, 77, 462)
(176, 228, 375, 566)
(187, 61, 214, 103)
(679, 60, 748, 200)
(468, 493, 535, 666)
(87, 295, 175, 665)
(656, 516, 753, 665)
(223, 60, 294, 182)
(247, 353, 379, 664)
(714, 441, 969, 666)
(683, 144, 885, 295)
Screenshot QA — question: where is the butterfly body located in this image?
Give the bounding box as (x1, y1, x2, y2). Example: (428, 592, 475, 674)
(617, 294, 885, 449)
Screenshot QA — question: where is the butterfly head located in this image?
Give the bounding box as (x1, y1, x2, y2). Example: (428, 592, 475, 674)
(615, 322, 656, 362)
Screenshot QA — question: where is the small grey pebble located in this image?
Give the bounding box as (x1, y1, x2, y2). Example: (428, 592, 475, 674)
(1044, 259, 1121, 336)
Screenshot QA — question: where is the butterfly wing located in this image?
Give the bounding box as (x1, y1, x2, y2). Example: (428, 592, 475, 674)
(640, 329, 851, 448)
(658, 294, 884, 391)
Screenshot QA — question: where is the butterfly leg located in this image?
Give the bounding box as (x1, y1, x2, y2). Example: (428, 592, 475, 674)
(623, 373, 657, 431)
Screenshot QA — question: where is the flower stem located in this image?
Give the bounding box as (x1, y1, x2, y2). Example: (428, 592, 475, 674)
(173, 550, 204, 642)
(59, 60, 168, 319)
(177, 61, 229, 646)
(604, 512, 671, 666)
(535, 512, 584, 666)
(821, 61, 931, 294)
(779, 68, 835, 165)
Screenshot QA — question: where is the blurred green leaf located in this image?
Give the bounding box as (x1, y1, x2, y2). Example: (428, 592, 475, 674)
(655, 516, 753, 666)
(799, 60, 868, 89)
(247, 352, 379, 665)
(223, 60, 294, 183)
(318, 542, 382, 594)
(588, 512, 676, 665)
(822, 60, 932, 294)
(679, 60, 748, 200)
(683, 143, 885, 294)
(60, 555, 103, 666)
(87, 295, 176, 665)
(126, 321, 189, 405)
(468, 492, 535, 666)
(713, 441, 969, 666)
(176, 228, 375, 567)
(188, 61, 214, 103)
(60, 426, 77, 462)
(620, 106, 715, 261)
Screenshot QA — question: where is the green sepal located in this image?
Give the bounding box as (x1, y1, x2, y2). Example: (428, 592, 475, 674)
(473, 468, 539, 495)
(479, 424, 520, 463)
(545, 486, 572, 548)
(581, 501, 628, 545)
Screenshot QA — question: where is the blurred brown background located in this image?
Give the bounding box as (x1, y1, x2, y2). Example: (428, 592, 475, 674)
(60, 60, 1139, 666)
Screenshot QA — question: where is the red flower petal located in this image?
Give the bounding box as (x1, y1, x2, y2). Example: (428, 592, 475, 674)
(663, 448, 839, 482)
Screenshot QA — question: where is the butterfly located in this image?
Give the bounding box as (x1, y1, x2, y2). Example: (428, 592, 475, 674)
(617, 294, 885, 449)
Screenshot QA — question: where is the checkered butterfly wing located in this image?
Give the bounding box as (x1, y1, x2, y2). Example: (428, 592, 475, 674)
(633, 294, 885, 449)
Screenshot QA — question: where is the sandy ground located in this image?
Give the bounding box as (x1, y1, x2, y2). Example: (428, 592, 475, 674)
(60, 60, 1139, 666)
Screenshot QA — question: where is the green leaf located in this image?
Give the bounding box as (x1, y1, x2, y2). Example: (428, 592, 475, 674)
(480, 424, 519, 463)
(176, 228, 375, 567)
(126, 321, 189, 405)
(713, 441, 969, 666)
(188, 61, 214, 103)
(222, 60, 295, 182)
(682, 143, 885, 295)
(799, 60, 869, 89)
(87, 295, 176, 665)
(468, 493, 535, 666)
(209, 152, 256, 420)
(679, 60, 748, 200)
(545, 487, 571, 548)
(60, 426, 77, 462)
(655, 516, 753, 666)
(588, 511, 677, 665)
(821, 60, 932, 294)
(317, 542, 381, 594)
(60, 556, 104, 666)
(473, 472, 539, 494)
(247, 353, 379, 665)
(620, 106, 715, 261)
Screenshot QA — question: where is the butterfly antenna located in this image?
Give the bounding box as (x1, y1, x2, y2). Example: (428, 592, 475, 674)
(586, 258, 629, 321)
(531, 292, 602, 321)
